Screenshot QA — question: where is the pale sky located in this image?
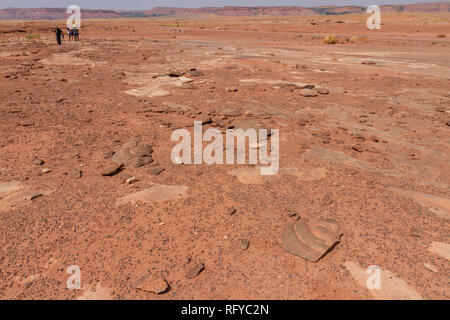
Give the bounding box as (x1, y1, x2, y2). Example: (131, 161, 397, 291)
(0, 1, 442, 10)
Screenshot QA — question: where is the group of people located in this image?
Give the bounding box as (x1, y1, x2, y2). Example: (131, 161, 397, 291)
(67, 25, 80, 42)
(54, 25, 80, 46)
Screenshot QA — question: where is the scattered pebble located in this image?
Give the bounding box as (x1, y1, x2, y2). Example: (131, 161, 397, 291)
(316, 87, 329, 94)
(423, 263, 438, 273)
(125, 176, 137, 184)
(238, 239, 250, 250)
(135, 274, 169, 294)
(102, 163, 124, 176)
(149, 167, 165, 176)
(299, 89, 318, 97)
(185, 262, 205, 279)
(33, 158, 44, 165)
(323, 193, 334, 205)
(70, 169, 82, 179)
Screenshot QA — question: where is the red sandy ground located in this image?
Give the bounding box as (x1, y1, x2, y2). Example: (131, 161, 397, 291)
(0, 13, 449, 299)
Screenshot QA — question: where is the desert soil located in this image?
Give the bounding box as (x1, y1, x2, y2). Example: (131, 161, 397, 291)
(0, 13, 449, 299)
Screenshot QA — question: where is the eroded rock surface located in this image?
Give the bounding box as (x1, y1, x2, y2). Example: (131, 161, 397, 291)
(135, 274, 169, 294)
(428, 241, 450, 261)
(282, 218, 342, 262)
(117, 185, 188, 205)
(389, 187, 449, 219)
(344, 262, 423, 300)
(228, 167, 327, 184)
(112, 141, 154, 168)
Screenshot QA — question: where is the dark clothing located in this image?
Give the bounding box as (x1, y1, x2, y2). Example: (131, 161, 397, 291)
(55, 28, 63, 45)
(73, 28, 79, 41)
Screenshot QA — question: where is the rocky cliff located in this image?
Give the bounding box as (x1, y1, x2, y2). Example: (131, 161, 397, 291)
(0, 2, 449, 20)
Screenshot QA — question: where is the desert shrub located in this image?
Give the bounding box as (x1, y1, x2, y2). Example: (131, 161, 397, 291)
(437, 34, 446, 38)
(323, 34, 336, 44)
(347, 36, 358, 43)
(25, 34, 40, 40)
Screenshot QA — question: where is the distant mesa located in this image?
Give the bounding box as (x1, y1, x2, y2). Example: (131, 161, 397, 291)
(0, 2, 449, 20)
(0, 7, 121, 20)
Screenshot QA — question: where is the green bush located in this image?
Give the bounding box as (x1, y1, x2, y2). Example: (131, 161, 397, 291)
(25, 34, 40, 40)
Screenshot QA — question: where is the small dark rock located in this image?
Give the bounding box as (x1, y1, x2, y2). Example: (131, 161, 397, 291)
(135, 274, 169, 294)
(70, 169, 82, 179)
(323, 193, 334, 205)
(149, 167, 165, 176)
(238, 239, 250, 250)
(102, 163, 124, 176)
(33, 158, 44, 165)
(185, 263, 204, 279)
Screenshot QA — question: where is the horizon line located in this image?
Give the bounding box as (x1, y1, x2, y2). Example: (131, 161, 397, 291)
(1, 1, 449, 11)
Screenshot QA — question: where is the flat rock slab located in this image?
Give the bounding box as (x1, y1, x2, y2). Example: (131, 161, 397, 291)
(282, 218, 342, 262)
(389, 187, 449, 219)
(250, 111, 272, 119)
(428, 241, 450, 261)
(0, 188, 54, 212)
(299, 89, 318, 97)
(175, 81, 195, 89)
(40, 53, 95, 67)
(228, 167, 327, 184)
(218, 108, 242, 117)
(117, 185, 188, 205)
(344, 262, 423, 300)
(126, 87, 170, 97)
(163, 102, 191, 112)
(0, 181, 23, 198)
(234, 119, 267, 132)
(135, 274, 169, 294)
(112, 141, 153, 168)
(228, 167, 272, 184)
(278, 168, 328, 181)
(77, 283, 113, 300)
(303, 146, 393, 176)
(124, 75, 181, 98)
(239, 78, 314, 89)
